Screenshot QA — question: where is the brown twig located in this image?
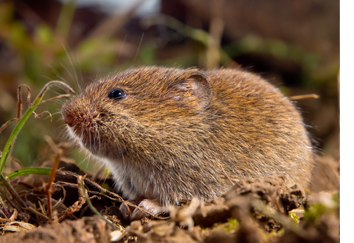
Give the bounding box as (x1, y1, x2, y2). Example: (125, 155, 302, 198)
(38, 200, 46, 216)
(0, 176, 27, 210)
(0, 196, 10, 218)
(22, 188, 62, 221)
(0, 186, 17, 212)
(57, 201, 82, 222)
(289, 94, 319, 101)
(0, 217, 10, 222)
(57, 175, 87, 222)
(0, 118, 18, 134)
(80, 175, 119, 230)
(43, 136, 66, 221)
(37, 81, 75, 99)
(26, 206, 49, 220)
(33, 111, 53, 122)
(17, 84, 32, 121)
(13, 84, 31, 157)
(0, 152, 22, 168)
(9, 208, 18, 221)
(50, 184, 66, 211)
(45, 146, 63, 222)
(55, 170, 124, 202)
(1, 83, 72, 133)
(54, 171, 168, 219)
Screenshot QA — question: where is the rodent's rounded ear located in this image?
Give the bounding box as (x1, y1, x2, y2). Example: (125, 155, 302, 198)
(169, 72, 212, 109)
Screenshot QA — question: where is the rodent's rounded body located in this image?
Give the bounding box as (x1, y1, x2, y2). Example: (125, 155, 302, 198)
(61, 66, 313, 206)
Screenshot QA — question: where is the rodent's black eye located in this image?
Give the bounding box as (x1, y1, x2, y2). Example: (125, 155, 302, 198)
(108, 89, 126, 100)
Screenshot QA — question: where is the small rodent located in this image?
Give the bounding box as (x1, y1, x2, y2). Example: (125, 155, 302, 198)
(61, 66, 313, 217)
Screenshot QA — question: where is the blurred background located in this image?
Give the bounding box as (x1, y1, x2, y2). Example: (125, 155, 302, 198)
(0, 0, 339, 174)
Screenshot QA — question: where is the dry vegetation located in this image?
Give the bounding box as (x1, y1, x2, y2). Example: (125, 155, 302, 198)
(0, 159, 339, 243)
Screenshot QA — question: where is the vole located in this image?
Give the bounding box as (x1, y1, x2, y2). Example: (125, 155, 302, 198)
(61, 66, 314, 218)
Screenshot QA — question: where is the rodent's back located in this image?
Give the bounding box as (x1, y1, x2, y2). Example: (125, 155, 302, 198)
(205, 69, 313, 185)
(61, 66, 314, 205)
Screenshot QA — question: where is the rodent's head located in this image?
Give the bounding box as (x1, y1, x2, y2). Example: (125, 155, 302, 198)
(61, 66, 213, 162)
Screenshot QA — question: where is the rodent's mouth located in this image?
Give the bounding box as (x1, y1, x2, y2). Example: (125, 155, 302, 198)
(69, 125, 101, 151)
(62, 107, 117, 156)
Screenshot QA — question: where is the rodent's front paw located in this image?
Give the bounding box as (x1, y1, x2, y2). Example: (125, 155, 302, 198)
(130, 199, 168, 221)
(119, 202, 132, 220)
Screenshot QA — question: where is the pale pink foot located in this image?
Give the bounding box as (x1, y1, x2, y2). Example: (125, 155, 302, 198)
(131, 199, 168, 220)
(119, 198, 168, 220)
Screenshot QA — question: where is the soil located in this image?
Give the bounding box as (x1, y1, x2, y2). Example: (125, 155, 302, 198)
(0, 153, 339, 243)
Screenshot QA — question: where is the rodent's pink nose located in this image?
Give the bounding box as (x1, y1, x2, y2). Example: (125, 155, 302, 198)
(64, 113, 74, 127)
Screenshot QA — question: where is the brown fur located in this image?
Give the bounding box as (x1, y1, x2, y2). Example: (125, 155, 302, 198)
(61, 66, 314, 206)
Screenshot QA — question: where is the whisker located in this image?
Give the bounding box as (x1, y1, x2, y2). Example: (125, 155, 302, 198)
(41, 75, 55, 81)
(76, 151, 90, 169)
(88, 125, 92, 153)
(57, 125, 69, 139)
(51, 82, 74, 94)
(94, 164, 107, 184)
(94, 125, 99, 155)
(47, 64, 69, 84)
(133, 32, 145, 61)
(101, 121, 121, 154)
(75, 58, 84, 92)
(80, 124, 85, 148)
(97, 124, 101, 156)
(62, 44, 79, 90)
(51, 110, 63, 116)
(55, 117, 64, 123)
(116, 34, 127, 64)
